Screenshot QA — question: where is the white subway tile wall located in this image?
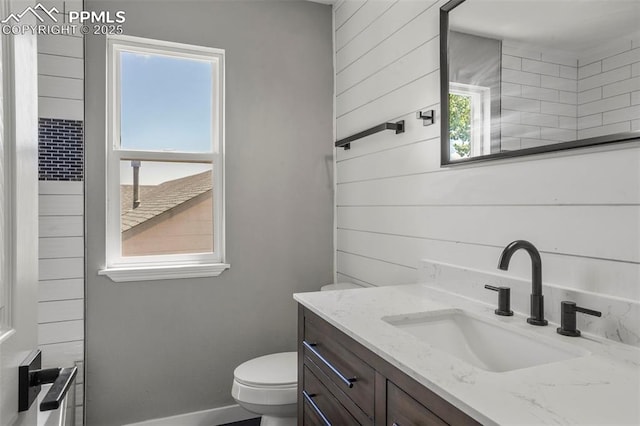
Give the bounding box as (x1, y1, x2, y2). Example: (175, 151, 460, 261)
(498, 39, 639, 148)
(500, 43, 578, 149)
(578, 41, 640, 139)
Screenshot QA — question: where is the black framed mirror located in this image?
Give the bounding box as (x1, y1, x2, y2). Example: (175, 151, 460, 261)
(440, 0, 640, 165)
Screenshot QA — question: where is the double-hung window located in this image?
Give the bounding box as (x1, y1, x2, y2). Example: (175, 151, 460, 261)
(101, 35, 227, 282)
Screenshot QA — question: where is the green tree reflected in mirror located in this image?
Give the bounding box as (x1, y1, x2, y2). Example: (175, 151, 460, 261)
(449, 93, 471, 158)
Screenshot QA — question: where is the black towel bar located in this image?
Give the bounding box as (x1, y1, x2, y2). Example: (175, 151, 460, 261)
(335, 120, 405, 150)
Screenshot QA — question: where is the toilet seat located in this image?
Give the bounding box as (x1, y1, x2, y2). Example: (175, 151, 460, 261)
(232, 352, 297, 406)
(232, 380, 297, 406)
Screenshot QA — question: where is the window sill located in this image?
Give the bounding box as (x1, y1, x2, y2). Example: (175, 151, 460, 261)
(99, 263, 230, 282)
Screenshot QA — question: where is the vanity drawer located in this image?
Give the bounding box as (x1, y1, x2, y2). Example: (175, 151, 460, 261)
(303, 365, 359, 425)
(298, 306, 481, 426)
(303, 314, 375, 417)
(387, 381, 448, 426)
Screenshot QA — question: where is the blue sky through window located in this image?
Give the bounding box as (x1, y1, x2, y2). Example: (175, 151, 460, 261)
(120, 51, 213, 152)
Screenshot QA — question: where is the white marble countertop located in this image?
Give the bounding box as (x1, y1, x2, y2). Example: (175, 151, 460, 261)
(294, 284, 640, 425)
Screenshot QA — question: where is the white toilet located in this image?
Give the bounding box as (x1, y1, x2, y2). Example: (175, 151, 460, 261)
(231, 282, 363, 426)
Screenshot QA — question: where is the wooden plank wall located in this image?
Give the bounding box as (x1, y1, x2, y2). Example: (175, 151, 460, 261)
(39, 182, 84, 424)
(333, 0, 640, 302)
(38, 0, 84, 120)
(38, 1, 84, 423)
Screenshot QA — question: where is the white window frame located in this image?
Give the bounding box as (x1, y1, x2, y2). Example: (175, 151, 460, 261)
(100, 35, 228, 282)
(450, 82, 491, 157)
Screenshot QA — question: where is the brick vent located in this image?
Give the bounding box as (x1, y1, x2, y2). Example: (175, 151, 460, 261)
(39, 118, 84, 181)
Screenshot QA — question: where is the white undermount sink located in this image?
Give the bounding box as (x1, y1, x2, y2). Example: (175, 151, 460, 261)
(382, 309, 589, 372)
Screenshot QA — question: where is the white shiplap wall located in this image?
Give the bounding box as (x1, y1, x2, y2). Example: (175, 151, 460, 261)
(38, 0, 84, 120)
(334, 0, 640, 303)
(37, 2, 84, 423)
(39, 182, 84, 424)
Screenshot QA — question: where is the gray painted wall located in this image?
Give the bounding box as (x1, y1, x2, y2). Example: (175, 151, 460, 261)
(84, 1, 334, 424)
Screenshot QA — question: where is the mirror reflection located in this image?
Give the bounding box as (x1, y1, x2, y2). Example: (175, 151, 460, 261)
(442, 0, 640, 164)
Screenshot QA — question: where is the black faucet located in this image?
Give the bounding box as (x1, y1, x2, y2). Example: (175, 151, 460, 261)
(484, 285, 513, 316)
(498, 240, 548, 326)
(557, 301, 602, 337)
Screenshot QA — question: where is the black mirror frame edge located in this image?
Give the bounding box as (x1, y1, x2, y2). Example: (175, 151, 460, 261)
(439, 0, 640, 166)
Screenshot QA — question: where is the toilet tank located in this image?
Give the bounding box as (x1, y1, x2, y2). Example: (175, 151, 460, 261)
(320, 282, 364, 291)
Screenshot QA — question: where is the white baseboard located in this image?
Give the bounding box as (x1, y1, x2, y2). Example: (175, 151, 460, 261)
(124, 404, 256, 426)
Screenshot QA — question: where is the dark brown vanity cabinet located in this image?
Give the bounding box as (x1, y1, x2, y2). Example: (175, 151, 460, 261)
(298, 306, 481, 426)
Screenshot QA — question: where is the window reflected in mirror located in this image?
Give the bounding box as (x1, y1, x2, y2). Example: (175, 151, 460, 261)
(441, 0, 640, 164)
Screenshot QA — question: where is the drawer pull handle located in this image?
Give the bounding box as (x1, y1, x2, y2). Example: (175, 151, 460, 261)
(303, 341, 356, 388)
(303, 390, 331, 426)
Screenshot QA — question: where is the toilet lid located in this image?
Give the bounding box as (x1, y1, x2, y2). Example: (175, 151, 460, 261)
(234, 352, 297, 387)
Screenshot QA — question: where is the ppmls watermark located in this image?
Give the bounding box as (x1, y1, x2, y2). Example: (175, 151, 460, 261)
(1, 2, 125, 35)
